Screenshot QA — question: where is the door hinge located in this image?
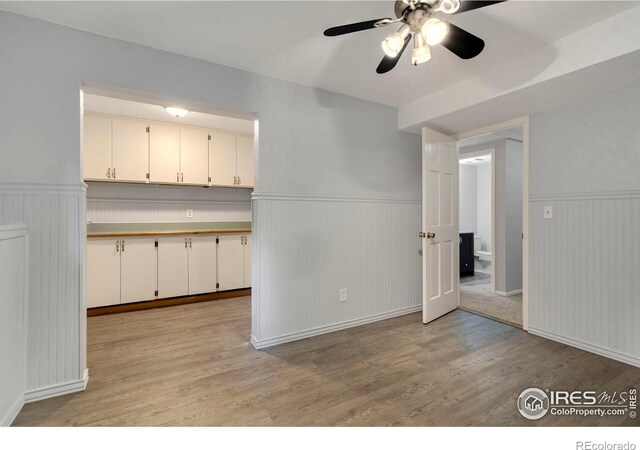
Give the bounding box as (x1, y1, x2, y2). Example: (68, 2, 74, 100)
(216, 238, 219, 244)
(146, 173, 150, 179)
(154, 290, 158, 297)
(216, 283, 219, 289)
(155, 240, 158, 248)
(208, 134, 211, 141)
(208, 176, 211, 183)
(146, 126, 150, 133)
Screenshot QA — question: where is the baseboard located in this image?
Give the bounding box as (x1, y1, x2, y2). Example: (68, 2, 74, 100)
(495, 289, 522, 297)
(24, 369, 89, 403)
(251, 305, 422, 349)
(528, 327, 640, 368)
(1, 396, 25, 427)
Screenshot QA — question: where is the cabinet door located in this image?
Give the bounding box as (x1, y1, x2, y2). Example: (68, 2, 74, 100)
(149, 123, 181, 184)
(243, 235, 252, 288)
(236, 135, 254, 188)
(217, 235, 244, 291)
(83, 115, 112, 181)
(87, 239, 121, 308)
(112, 119, 149, 182)
(157, 236, 189, 298)
(188, 235, 217, 295)
(209, 131, 237, 187)
(120, 238, 158, 304)
(180, 127, 209, 186)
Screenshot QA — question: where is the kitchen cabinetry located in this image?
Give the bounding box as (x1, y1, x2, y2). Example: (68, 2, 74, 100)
(236, 135, 254, 188)
(209, 131, 237, 187)
(157, 236, 189, 299)
(87, 237, 157, 307)
(180, 127, 210, 185)
(149, 123, 181, 183)
(112, 118, 150, 182)
(217, 234, 251, 291)
(83, 115, 112, 181)
(188, 235, 218, 295)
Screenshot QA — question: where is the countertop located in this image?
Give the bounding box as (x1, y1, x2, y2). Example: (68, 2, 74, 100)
(87, 222, 251, 238)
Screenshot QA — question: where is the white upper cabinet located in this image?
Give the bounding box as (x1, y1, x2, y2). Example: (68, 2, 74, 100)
(149, 123, 181, 184)
(83, 115, 112, 181)
(120, 238, 158, 304)
(209, 131, 237, 187)
(188, 235, 218, 295)
(86, 239, 121, 308)
(180, 127, 209, 186)
(236, 135, 254, 188)
(157, 236, 189, 299)
(112, 118, 149, 183)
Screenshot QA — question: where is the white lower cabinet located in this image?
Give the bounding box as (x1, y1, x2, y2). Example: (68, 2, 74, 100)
(189, 235, 218, 295)
(158, 236, 189, 299)
(87, 239, 121, 308)
(217, 234, 251, 291)
(120, 238, 158, 304)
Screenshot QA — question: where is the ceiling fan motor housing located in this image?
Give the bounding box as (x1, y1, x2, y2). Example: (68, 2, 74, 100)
(394, 1, 436, 32)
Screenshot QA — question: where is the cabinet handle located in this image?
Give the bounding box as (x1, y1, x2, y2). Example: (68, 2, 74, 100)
(233, 176, 237, 185)
(121, 240, 125, 252)
(238, 176, 241, 185)
(181, 173, 184, 183)
(106, 168, 111, 179)
(116, 240, 119, 252)
(189, 238, 192, 248)
(185, 238, 188, 248)
(177, 172, 180, 182)
(113, 168, 116, 179)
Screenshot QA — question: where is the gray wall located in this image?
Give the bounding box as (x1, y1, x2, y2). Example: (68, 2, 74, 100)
(529, 85, 640, 366)
(504, 140, 523, 293)
(0, 11, 422, 395)
(459, 164, 477, 233)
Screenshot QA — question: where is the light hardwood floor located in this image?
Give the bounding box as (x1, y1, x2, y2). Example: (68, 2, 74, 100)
(14, 297, 640, 426)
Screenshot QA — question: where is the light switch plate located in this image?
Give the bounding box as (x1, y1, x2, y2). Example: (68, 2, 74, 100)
(339, 288, 348, 302)
(186, 209, 193, 218)
(544, 206, 553, 219)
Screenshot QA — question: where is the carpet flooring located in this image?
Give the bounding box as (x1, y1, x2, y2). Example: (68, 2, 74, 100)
(459, 278, 523, 327)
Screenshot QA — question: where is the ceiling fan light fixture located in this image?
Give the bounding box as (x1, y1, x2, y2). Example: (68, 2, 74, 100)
(411, 32, 431, 65)
(437, 0, 461, 14)
(421, 18, 449, 46)
(165, 106, 189, 118)
(381, 24, 410, 57)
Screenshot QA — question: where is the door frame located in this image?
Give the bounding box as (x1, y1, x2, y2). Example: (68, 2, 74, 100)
(458, 148, 496, 295)
(454, 116, 530, 331)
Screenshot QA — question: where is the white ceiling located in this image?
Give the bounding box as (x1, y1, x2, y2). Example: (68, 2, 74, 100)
(84, 93, 255, 134)
(1, 1, 637, 107)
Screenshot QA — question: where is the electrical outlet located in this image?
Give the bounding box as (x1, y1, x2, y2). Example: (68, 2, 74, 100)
(339, 288, 348, 303)
(186, 209, 193, 218)
(543, 206, 553, 219)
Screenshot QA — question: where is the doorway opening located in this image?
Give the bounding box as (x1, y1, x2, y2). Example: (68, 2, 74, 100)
(457, 127, 524, 328)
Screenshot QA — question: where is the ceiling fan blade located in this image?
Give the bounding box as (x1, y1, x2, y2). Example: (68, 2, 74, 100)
(441, 23, 485, 59)
(324, 18, 392, 37)
(376, 34, 412, 74)
(452, 1, 506, 14)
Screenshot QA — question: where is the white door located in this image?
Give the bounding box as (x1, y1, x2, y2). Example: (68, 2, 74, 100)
(83, 115, 112, 181)
(422, 129, 459, 324)
(157, 236, 189, 298)
(217, 235, 244, 291)
(209, 131, 237, 187)
(180, 127, 209, 185)
(243, 235, 252, 288)
(86, 239, 121, 307)
(236, 135, 254, 188)
(112, 118, 149, 183)
(188, 235, 217, 295)
(120, 237, 158, 304)
(149, 123, 181, 183)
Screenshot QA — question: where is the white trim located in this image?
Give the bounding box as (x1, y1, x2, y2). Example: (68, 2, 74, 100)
(251, 305, 422, 349)
(87, 197, 251, 206)
(530, 190, 640, 201)
(0, 223, 27, 238)
(529, 327, 640, 369)
(24, 369, 89, 404)
(252, 192, 421, 205)
(0, 182, 86, 195)
(495, 289, 522, 297)
(1, 396, 24, 427)
(454, 116, 530, 331)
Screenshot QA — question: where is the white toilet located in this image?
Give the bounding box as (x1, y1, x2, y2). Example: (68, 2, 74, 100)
(473, 236, 492, 273)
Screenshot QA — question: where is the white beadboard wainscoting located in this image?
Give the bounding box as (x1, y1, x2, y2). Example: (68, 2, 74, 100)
(0, 183, 88, 407)
(251, 193, 422, 348)
(87, 198, 251, 223)
(0, 224, 28, 426)
(529, 191, 640, 367)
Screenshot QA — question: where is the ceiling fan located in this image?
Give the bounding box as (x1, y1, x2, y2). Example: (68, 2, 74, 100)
(323, 0, 505, 74)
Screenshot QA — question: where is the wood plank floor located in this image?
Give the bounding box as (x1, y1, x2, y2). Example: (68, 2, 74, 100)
(14, 297, 640, 426)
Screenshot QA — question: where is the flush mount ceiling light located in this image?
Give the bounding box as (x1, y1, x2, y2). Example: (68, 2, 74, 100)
(166, 106, 189, 118)
(323, 0, 505, 74)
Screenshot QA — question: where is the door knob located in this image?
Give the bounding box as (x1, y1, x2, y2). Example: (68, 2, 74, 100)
(418, 232, 426, 238)
(419, 232, 436, 239)
(427, 232, 436, 239)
